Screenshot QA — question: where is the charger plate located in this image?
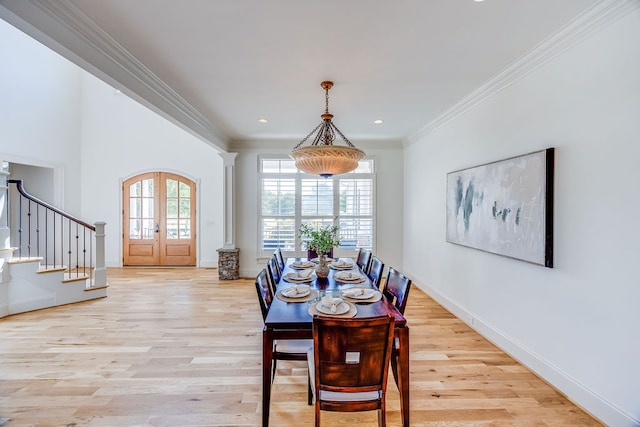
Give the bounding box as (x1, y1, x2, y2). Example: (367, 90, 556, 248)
(339, 288, 382, 303)
(276, 288, 319, 302)
(308, 301, 357, 318)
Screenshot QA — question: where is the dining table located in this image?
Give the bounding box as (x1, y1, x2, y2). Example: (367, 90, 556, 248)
(262, 257, 410, 427)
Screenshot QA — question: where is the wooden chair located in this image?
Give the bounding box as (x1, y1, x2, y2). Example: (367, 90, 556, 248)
(381, 267, 412, 315)
(307, 315, 395, 427)
(255, 269, 313, 400)
(274, 248, 285, 272)
(266, 255, 281, 296)
(381, 267, 412, 387)
(255, 269, 273, 320)
(356, 248, 372, 273)
(367, 256, 385, 289)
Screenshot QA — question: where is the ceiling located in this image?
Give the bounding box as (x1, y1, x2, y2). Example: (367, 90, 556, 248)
(0, 0, 602, 151)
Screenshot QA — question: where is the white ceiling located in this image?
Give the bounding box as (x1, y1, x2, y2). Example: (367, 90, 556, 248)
(0, 0, 602, 151)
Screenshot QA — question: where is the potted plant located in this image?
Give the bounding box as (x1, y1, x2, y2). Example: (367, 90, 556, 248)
(299, 223, 340, 278)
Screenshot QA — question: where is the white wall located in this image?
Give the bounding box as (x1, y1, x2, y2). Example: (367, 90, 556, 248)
(0, 19, 226, 268)
(403, 8, 640, 427)
(79, 74, 225, 267)
(8, 163, 54, 203)
(0, 19, 82, 213)
(234, 144, 404, 278)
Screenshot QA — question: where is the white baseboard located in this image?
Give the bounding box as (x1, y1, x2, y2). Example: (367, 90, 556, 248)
(199, 259, 217, 268)
(416, 282, 638, 427)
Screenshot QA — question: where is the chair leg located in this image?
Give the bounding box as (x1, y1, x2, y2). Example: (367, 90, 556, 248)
(271, 358, 277, 381)
(390, 351, 399, 387)
(307, 374, 313, 405)
(315, 401, 321, 427)
(377, 407, 389, 427)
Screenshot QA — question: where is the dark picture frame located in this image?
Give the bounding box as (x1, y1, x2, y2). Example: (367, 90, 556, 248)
(446, 148, 554, 268)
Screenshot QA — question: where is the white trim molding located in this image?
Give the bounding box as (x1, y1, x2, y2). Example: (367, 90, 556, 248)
(0, 0, 230, 151)
(412, 280, 640, 427)
(406, 0, 640, 145)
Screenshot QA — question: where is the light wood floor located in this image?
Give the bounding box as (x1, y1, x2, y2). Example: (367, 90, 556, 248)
(0, 268, 601, 426)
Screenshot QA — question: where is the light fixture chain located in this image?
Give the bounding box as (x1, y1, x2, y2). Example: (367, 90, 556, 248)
(325, 85, 330, 114)
(292, 122, 323, 149)
(330, 122, 355, 147)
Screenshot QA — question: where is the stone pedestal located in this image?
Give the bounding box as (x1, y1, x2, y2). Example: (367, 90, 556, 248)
(217, 248, 239, 280)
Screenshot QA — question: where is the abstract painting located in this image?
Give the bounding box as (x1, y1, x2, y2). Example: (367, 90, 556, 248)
(446, 148, 554, 267)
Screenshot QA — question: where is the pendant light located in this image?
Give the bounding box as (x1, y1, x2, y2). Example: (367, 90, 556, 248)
(290, 81, 365, 178)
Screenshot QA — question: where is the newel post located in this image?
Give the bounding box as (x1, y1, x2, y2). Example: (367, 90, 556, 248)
(94, 221, 107, 287)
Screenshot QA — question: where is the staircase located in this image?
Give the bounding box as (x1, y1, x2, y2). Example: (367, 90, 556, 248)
(0, 171, 108, 319)
(3, 257, 107, 316)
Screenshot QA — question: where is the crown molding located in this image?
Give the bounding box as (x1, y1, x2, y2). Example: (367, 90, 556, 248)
(405, 0, 640, 147)
(0, 0, 229, 151)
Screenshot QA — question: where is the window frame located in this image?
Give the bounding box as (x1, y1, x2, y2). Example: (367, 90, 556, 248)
(258, 155, 376, 260)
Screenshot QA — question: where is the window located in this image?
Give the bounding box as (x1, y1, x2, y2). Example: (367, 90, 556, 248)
(259, 157, 375, 257)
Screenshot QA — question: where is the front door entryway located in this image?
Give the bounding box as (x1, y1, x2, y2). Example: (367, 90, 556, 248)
(123, 172, 196, 266)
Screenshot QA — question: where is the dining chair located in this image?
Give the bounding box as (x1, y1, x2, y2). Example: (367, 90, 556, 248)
(274, 248, 285, 272)
(381, 267, 412, 315)
(266, 255, 281, 296)
(307, 315, 396, 427)
(255, 269, 313, 401)
(381, 267, 412, 388)
(367, 256, 385, 289)
(356, 248, 372, 273)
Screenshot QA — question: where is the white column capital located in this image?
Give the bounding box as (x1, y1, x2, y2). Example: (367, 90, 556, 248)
(218, 152, 238, 167)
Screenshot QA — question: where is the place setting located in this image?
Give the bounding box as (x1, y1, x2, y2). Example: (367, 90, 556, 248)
(283, 268, 316, 283)
(290, 260, 316, 269)
(276, 284, 318, 302)
(333, 271, 365, 283)
(329, 259, 354, 270)
(309, 295, 357, 318)
(339, 286, 382, 303)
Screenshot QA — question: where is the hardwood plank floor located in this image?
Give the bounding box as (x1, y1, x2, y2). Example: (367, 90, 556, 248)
(0, 268, 601, 426)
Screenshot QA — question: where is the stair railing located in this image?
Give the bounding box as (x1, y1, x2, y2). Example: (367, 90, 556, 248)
(6, 179, 106, 287)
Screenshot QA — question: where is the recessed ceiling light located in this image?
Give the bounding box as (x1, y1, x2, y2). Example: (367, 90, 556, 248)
(258, 118, 268, 124)
(373, 119, 384, 125)
(473, 0, 485, 2)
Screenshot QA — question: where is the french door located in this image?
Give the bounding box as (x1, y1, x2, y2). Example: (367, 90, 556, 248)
(123, 172, 196, 266)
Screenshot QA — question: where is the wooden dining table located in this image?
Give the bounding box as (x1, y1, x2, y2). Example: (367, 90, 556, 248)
(262, 257, 410, 426)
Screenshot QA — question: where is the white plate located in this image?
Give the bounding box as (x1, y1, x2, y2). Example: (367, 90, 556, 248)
(316, 301, 350, 315)
(282, 286, 311, 298)
(330, 262, 353, 270)
(291, 261, 315, 269)
(341, 288, 376, 299)
(285, 273, 315, 283)
(334, 272, 363, 282)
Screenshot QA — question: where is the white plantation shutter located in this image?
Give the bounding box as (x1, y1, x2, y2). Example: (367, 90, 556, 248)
(259, 157, 375, 257)
(338, 178, 374, 249)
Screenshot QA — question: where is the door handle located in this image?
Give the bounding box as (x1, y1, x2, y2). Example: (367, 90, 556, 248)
(155, 223, 159, 233)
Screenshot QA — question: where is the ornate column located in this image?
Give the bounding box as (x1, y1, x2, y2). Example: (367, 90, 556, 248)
(216, 152, 239, 279)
